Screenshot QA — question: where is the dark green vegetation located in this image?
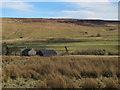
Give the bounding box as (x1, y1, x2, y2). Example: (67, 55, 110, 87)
(2, 18, 119, 55)
(2, 56, 119, 88)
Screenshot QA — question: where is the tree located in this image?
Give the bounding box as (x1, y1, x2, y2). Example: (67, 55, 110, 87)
(96, 33, 101, 37)
(3, 42, 9, 55)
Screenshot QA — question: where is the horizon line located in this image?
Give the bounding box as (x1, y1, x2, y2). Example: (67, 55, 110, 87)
(1, 17, 119, 21)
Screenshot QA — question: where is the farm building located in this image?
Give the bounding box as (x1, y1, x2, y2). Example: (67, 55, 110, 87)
(21, 48, 36, 56)
(36, 50, 57, 56)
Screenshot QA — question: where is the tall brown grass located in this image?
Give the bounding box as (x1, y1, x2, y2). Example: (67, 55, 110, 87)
(2, 56, 119, 88)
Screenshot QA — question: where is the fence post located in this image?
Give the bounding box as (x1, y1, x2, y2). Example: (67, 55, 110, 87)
(65, 46, 69, 54)
(5, 44, 9, 55)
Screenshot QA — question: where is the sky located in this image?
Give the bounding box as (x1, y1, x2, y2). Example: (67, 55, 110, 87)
(1, 0, 119, 20)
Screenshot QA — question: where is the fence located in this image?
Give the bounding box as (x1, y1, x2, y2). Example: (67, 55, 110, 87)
(2, 43, 119, 56)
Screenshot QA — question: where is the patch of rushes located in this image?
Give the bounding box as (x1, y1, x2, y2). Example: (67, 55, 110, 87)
(2, 56, 119, 88)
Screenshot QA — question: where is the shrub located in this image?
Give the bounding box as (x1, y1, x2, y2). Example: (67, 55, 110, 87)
(96, 33, 101, 37)
(102, 71, 113, 78)
(2, 43, 10, 55)
(89, 33, 101, 37)
(72, 49, 106, 55)
(107, 51, 119, 55)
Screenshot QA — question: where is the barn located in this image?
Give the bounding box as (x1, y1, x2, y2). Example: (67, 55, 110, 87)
(36, 50, 57, 56)
(21, 48, 36, 56)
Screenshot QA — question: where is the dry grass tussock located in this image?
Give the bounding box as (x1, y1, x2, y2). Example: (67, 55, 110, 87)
(2, 56, 119, 88)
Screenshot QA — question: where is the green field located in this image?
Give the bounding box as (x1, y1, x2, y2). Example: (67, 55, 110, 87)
(2, 18, 119, 55)
(5, 38, 118, 54)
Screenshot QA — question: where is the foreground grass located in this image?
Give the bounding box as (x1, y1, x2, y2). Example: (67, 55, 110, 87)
(2, 56, 119, 88)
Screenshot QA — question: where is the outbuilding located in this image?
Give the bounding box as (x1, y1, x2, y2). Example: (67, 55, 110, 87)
(21, 48, 36, 56)
(36, 50, 57, 56)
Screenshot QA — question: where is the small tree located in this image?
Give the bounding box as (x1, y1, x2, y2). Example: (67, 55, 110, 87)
(3, 42, 9, 55)
(96, 33, 101, 37)
(84, 32, 88, 34)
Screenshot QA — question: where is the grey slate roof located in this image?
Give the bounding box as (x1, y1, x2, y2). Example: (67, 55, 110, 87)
(21, 49, 36, 56)
(36, 50, 57, 56)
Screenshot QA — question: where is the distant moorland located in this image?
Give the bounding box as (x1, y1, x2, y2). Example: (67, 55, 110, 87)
(2, 18, 119, 55)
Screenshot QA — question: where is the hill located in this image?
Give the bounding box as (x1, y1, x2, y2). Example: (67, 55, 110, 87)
(2, 18, 118, 24)
(2, 18, 119, 54)
(2, 18, 118, 40)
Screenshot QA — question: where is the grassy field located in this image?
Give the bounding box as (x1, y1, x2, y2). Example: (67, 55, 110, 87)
(2, 56, 119, 88)
(2, 18, 119, 55)
(5, 39, 118, 55)
(2, 18, 119, 88)
(2, 21, 118, 39)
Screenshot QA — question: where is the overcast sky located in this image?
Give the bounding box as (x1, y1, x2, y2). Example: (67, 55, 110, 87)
(1, 0, 119, 20)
